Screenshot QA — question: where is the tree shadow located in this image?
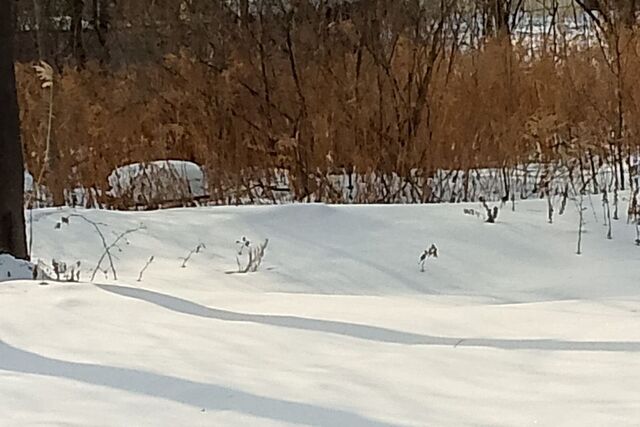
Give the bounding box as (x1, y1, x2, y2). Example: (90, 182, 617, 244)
(96, 284, 640, 352)
(0, 340, 404, 427)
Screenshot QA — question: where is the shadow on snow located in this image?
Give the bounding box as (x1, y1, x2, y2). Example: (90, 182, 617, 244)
(0, 340, 403, 427)
(97, 284, 640, 352)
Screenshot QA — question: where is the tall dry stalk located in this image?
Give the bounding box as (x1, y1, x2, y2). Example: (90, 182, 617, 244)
(32, 60, 54, 195)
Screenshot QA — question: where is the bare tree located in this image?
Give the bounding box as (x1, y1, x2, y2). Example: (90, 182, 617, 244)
(0, 0, 29, 259)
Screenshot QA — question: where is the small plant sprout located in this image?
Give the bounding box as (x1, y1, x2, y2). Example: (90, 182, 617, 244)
(138, 256, 155, 281)
(236, 236, 251, 255)
(235, 236, 269, 273)
(181, 243, 205, 268)
(419, 244, 438, 272)
(51, 259, 81, 282)
(479, 197, 499, 223)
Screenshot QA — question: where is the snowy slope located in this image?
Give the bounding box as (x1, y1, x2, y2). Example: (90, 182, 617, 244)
(1, 199, 640, 426)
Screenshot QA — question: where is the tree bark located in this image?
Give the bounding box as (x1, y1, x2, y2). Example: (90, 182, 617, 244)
(0, 1, 29, 260)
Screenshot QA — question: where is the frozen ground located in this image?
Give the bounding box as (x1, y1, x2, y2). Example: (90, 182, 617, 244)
(1, 198, 640, 426)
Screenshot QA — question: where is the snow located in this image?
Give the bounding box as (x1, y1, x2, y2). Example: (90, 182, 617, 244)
(2, 198, 640, 425)
(107, 160, 207, 204)
(0, 255, 34, 281)
(23, 171, 33, 193)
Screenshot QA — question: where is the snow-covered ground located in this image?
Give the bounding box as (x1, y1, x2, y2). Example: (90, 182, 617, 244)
(2, 198, 640, 426)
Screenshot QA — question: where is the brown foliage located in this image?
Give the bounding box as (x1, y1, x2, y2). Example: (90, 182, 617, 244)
(15, 3, 640, 206)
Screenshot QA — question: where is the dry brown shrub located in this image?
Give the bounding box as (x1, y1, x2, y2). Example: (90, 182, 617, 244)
(16, 19, 640, 206)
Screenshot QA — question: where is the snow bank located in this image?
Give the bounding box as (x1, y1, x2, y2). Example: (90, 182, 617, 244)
(108, 160, 207, 205)
(0, 254, 34, 282)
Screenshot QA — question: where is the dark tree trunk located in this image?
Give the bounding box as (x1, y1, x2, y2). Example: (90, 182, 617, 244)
(0, 0, 29, 260)
(71, 0, 86, 66)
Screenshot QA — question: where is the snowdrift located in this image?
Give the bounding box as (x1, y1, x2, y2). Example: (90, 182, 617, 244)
(1, 199, 639, 426)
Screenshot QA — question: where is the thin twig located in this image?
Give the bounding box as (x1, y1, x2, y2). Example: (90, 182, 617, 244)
(59, 214, 144, 281)
(90, 226, 145, 281)
(137, 256, 154, 282)
(181, 243, 205, 268)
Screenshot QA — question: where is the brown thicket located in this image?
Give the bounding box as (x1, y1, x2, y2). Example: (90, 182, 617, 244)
(14, 1, 640, 206)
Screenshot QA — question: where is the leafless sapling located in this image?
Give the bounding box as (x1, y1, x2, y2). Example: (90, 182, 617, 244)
(56, 214, 145, 281)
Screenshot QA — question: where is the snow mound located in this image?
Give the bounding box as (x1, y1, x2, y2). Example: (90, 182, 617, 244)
(107, 160, 207, 205)
(24, 171, 34, 193)
(0, 254, 34, 282)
